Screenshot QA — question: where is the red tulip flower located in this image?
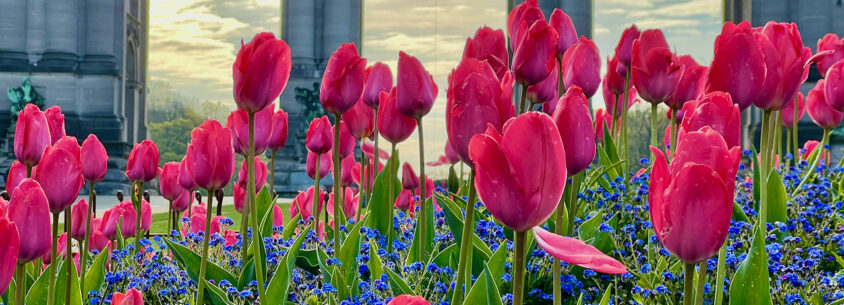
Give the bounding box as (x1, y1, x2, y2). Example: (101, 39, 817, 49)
(306, 116, 333, 154)
(172, 189, 193, 213)
(824, 60, 844, 112)
(293, 186, 324, 220)
(81, 134, 108, 183)
(336, 121, 356, 158)
(267, 109, 289, 152)
(507, 0, 544, 50)
(237, 157, 268, 191)
(401, 162, 420, 190)
(807, 79, 844, 130)
(335, 155, 355, 188)
(513, 18, 559, 86)
(632, 29, 683, 104)
(377, 87, 417, 144)
(594, 108, 615, 142)
(306, 150, 331, 180)
(649, 127, 740, 264)
(117, 201, 137, 238)
(752, 22, 811, 111)
(125, 140, 159, 183)
(604, 56, 626, 97)
(14, 104, 50, 167)
(328, 187, 358, 221)
(44, 106, 65, 145)
(533, 226, 627, 274)
(178, 156, 198, 191)
(227, 105, 273, 155)
(552, 86, 596, 175)
(614, 25, 641, 70)
(342, 98, 375, 139)
(679, 91, 742, 148)
(397, 51, 438, 119)
(463, 26, 509, 81)
(272, 204, 284, 227)
(394, 189, 415, 212)
(817, 34, 844, 77)
(112, 288, 144, 305)
(707, 21, 767, 110)
(445, 141, 460, 164)
(526, 61, 558, 105)
(35, 137, 84, 213)
(362, 62, 393, 109)
(233, 184, 246, 213)
(320, 43, 366, 114)
(233, 32, 291, 113)
(469, 112, 566, 232)
(8, 179, 51, 263)
(387, 295, 430, 305)
(141, 200, 152, 232)
(781, 92, 805, 127)
(99, 206, 120, 240)
(665, 55, 707, 110)
(70, 199, 90, 240)
(0, 215, 19, 295)
(159, 162, 182, 201)
(561, 36, 601, 98)
(185, 120, 235, 191)
(446, 57, 515, 165)
(5, 160, 26, 191)
(602, 77, 638, 117)
(550, 9, 578, 58)
(352, 160, 383, 191)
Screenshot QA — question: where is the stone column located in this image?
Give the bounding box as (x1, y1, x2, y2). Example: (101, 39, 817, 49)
(321, 0, 353, 62)
(0, 0, 28, 71)
(40, 0, 78, 72)
(80, 0, 118, 75)
(26, 0, 47, 60)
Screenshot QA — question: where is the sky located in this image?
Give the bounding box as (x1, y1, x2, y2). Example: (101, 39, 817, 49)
(149, 0, 722, 177)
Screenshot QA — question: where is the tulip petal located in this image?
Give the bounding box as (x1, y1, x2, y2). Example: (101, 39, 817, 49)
(469, 131, 526, 230)
(533, 226, 627, 274)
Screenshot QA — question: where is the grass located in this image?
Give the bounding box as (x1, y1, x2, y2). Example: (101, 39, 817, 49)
(148, 202, 291, 235)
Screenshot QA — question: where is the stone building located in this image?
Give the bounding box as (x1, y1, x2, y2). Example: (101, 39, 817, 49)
(0, 0, 149, 192)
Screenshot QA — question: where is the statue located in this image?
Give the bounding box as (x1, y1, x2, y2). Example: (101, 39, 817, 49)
(7, 77, 45, 124)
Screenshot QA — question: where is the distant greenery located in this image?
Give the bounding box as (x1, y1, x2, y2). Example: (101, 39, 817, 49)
(296, 82, 325, 124)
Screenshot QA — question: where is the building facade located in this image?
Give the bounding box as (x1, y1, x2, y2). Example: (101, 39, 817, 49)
(0, 0, 149, 192)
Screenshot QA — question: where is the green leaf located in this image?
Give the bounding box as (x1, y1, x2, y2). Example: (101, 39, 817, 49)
(431, 244, 457, 269)
(202, 279, 233, 305)
(27, 260, 83, 305)
(486, 243, 508, 287)
(463, 266, 502, 305)
(280, 214, 301, 240)
(368, 241, 384, 281)
(266, 228, 310, 305)
(597, 145, 620, 179)
(83, 251, 108, 293)
(751, 145, 760, 203)
(367, 150, 400, 236)
(256, 186, 273, 224)
(406, 197, 435, 265)
(733, 201, 750, 222)
(436, 193, 492, 275)
(164, 239, 237, 285)
(384, 268, 413, 296)
(25, 261, 52, 304)
(331, 267, 351, 301)
(237, 258, 256, 290)
(603, 125, 620, 164)
(338, 213, 369, 278)
(728, 227, 773, 305)
(578, 211, 604, 241)
(599, 286, 612, 305)
(766, 169, 788, 224)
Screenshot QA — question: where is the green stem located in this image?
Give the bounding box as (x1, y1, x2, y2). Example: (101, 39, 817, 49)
(270, 149, 276, 198)
(791, 129, 830, 197)
(248, 112, 268, 303)
(519, 86, 528, 114)
(387, 142, 397, 253)
(621, 70, 631, 176)
(80, 184, 95, 297)
(133, 182, 142, 249)
(567, 172, 582, 236)
(47, 212, 59, 305)
(694, 262, 708, 305)
(15, 263, 24, 305)
(195, 188, 215, 305)
(333, 114, 344, 249)
(650, 103, 659, 156)
(713, 243, 727, 305)
(373, 108, 381, 178)
(358, 149, 367, 219)
(417, 118, 427, 256)
(670, 108, 678, 156)
(64, 207, 72, 305)
(553, 196, 564, 305)
(451, 170, 477, 305)
(759, 111, 770, 226)
(786, 127, 792, 167)
(513, 230, 528, 305)
(683, 263, 695, 305)
(312, 153, 322, 235)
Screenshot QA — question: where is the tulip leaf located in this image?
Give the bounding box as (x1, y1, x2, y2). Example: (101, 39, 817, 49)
(259, 200, 276, 239)
(447, 165, 460, 193)
(578, 211, 603, 241)
(256, 186, 273, 224)
(603, 125, 620, 164)
(406, 197, 435, 265)
(368, 241, 385, 281)
(435, 192, 493, 275)
(463, 266, 502, 305)
(25, 260, 52, 304)
(766, 169, 789, 225)
(280, 214, 301, 240)
(732, 201, 750, 222)
(238, 257, 256, 290)
(599, 286, 612, 305)
(265, 227, 309, 305)
(367, 150, 401, 238)
(338, 213, 369, 278)
(385, 267, 413, 296)
(27, 259, 83, 305)
(331, 266, 351, 301)
(486, 243, 508, 287)
(751, 145, 761, 203)
(83, 251, 108, 293)
(432, 244, 458, 270)
(203, 279, 233, 305)
(597, 146, 620, 179)
(729, 226, 773, 305)
(164, 239, 237, 285)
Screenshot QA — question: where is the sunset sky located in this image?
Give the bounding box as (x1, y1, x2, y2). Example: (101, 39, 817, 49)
(149, 0, 721, 175)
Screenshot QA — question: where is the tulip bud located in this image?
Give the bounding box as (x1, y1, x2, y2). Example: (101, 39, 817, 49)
(526, 61, 558, 105)
(5, 160, 26, 192)
(320, 43, 366, 114)
(159, 162, 182, 201)
(327, 187, 357, 220)
(401, 162, 420, 190)
(824, 60, 844, 112)
(70, 199, 90, 240)
(35, 137, 84, 213)
(808, 79, 844, 130)
(387, 295, 430, 305)
(306, 116, 333, 154)
(665, 55, 707, 110)
(233, 32, 292, 113)
(362, 63, 393, 108)
(552, 86, 596, 175)
(680, 91, 742, 148)
(0, 215, 19, 296)
(445, 141, 460, 164)
(561, 36, 601, 98)
(336, 121, 356, 158)
(604, 57, 626, 97)
(377, 87, 417, 144)
(594, 108, 614, 142)
(507, 0, 544, 51)
(397, 51, 438, 119)
(272, 204, 284, 227)
(550, 9, 578, 58)
(306, 150, 332, 180)
(781, 92, 805, 128)
(463, 26, 509, 81)
(117, 201, 137, 238)
(268, 109, 289, 152)
(81, 134, 108, 183)
(8, 179, 51, 263)
(44, 106, 65, 145)
(227, 105, 273, 155)
(126, 140, 159, 183)
(141, 200, 152, 232)
(237, 157, 268, 191)
(112, 288, 144, 305)
(817, 34, 844, 77)
(394, 189, 415, 212)
(185, 120, 235, 191)
(293, 186, 324, 220)
(342, 98, 375, 139)
(335, 155, 355, 187)
(632, 29, 683, 105)
(707, 21, 767, 110)
(751, 22, 811, 111)
(172, 189, 192, 213)
(614, 25, 641, 69)
(513, 18, 559, 86)
(14, 104, 50, 167)
(178, 156, 198, 191)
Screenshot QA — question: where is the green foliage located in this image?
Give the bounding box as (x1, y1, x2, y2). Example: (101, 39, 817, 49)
(296, 82, 325, 124)
(625, 105, 669, 169)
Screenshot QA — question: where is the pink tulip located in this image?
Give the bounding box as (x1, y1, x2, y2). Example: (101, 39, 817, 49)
(99, 206, 121, 240)
(44, 106, 65, 145)
(267, 109, 289, 152)
(112, 288, 144, 305)
(561, 36, 601, 98)
(227, 105, 273, 155)
(5, 160, 26, 191)
(172, 189, 193, 213)
(233, 32, 291, 113)
(781, 92, 805, 128)
(401, 162, 420, 190)
(680, 91, 742, 148)
(35, 137, 84, 213)
(141, 200, 152, 232)
(445, 141, 460, 164)
(446, 57, 515, 165)
(70, 199, 90, 240)
(14, 104, 50, 167)
(526, 61, 558, 105)
(550, 9, 578, 57)
(335, 155, 355, 188)
(746, 22, 809, 110)
(824, 60, 844, 112)
(336, 121, 356, 158)
(0, 215, 19, 295)
(533, 226, 626, 274)
(387, 295, 430, 305)
(233, 184, 246, 213)
(294, 186, 324, 220)
(707, 21, 767, 110)
(632, 29, 683, 104)
(0, 198, 6, 216)
(352, 161, 383, 191)
(186, 120, 235, 191)
(394, 189, 415, 212)
(463, 26, 509, 81)
(602, 77, 638, 118)
(342, 98, 375, 139)
(377, 87, 417, 144)
(604, 56, 626, 97)
(272, 204, 284, 227)
(159, 162, 182, 201)
(397, 51, 438, 119)
(178, 156, 198, 191)
(665, 55, 707, 110)
(469, 112, 566, 232)
(42, 232, 68, 265)
(181, 205, 207, 221)
(802, 140, 829, 161)
(237, 157, 268, 191)
(817, 34, 844, 77)
(552, 86, 596, 175)
(306, 116, 333, 154)
(81, 134, 108, 183)
(328, 187, 358, 221)
(507, 0, 544, 51)
(88, 230, 110, 253)
(320, 43, 366, 114)
(125, 140, 159, 183)
(8, 179, 51, 263)
(362, 62, 393, 108)
(650, 127, 740, 264)
(614, 25, 641, 70)
(117, 201, 137, 238)
(306, 150, 332, 180)
(513, 18, 559, 86)
(362, 142, 390, 161)
(808, 79, 844, 130)
(415, 177, 435, 201)
(594, 108, 615, 142)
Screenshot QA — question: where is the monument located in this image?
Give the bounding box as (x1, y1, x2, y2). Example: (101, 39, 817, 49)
(0, 0, 149, 193)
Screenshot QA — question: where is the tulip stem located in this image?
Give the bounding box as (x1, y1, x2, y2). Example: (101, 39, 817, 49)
(775, 113, 782, 167)
(519, 86, 528, 114)
(387, 142, 397, 253)
(513, 230, 528, 305)
(694, 262, 707, 305)
(786, 127, 792, 167)
(670, 108, 678, 156)
(759, 111, 770, 226)
(621, 70, 631, 176)
(373, 108, 381, 178)
(417, 118, 428, 256)
(248, 111, 268, 304)
(650, 103, 659, 157)
(333, 113, 344, 249)
(683, 263, 695, 305)
(81, 184, 95, 297)
(567, 172, 582, 236)
(64, 207, 72, 305)
(132, 182, 143, 249)
(46, 212, 59, 305)
(714, 243, 727, 305)
(553, 195, 565, 305)
(451, 170, 477, 305)
(196, 187, 215, 305)
(312, 153, 322, 236)
(270, 149, 276, 198)
(791, 129, 830, 198)
(15, 263, 24, 305)
(793, 97, 799, 163)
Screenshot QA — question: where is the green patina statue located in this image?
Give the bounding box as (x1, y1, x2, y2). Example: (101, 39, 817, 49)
(7, 77, 45, 125)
